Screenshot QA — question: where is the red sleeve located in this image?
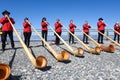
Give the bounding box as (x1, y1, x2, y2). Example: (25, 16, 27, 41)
(69, 23, 76, 28)
(54, 22, 59, 28)
(102, 22, 106, 27)
(41, 22, 47, 27)
(83, 24, 87, 29)
(10, 18, 15, 24)
(97, 22, 101, 28)
(23, 22, 29, 28)
(0, 17, 8, 24)
(88, 25, 91, 28)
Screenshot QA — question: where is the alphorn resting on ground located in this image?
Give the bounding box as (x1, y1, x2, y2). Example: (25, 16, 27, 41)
(63, 26, 101, 54)
(27, 21, 70, 61)
(95, 29, 120, 47)
(0, 16, 47, 80)
(80, 29, 115, 53)
(49, 25, 84, 56)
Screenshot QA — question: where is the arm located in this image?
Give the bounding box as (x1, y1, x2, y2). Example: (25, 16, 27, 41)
(0, 17, 8, 24)
(10, 18, 15, 24)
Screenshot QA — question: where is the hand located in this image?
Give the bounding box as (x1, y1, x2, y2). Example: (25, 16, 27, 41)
(4, 14, 8, 18)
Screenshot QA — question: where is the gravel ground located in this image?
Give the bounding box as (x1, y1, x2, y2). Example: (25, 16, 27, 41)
(0, 40, 120, 80)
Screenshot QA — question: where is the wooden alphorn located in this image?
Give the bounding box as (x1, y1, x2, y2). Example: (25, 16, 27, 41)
(49, 25, 84, 56)
(80, 29, 115, 52)
(95, 29, 120, 47)
(0, 63, 11, 80)
(7, 16, 47, 69)
(63, 26, 100, 54)
(27, 21, 70, 61)
(107, 24, 120, 35)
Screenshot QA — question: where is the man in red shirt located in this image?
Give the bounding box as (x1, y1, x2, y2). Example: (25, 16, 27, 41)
(41, 17, 49, 46)
(114, 22, 120, 43)
(69, 20, 76, 44)
(0, 10, 15, 51)
(54, 19, 63, 45)
(83, 21, 91, 44)
(23, 17, 32, 47)
(97, 18, 106, 44)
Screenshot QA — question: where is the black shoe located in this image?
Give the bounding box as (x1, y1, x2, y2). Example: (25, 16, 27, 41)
(101, 42, 104, 44)
(86, 42, 89, 44)
(2, 49, 5, 52)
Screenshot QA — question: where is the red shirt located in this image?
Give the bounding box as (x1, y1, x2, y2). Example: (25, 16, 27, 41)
(114, 24, 120, 34)
(41, 21, 48, 31)
(83, 24, 91, 32)
(97, 21, 106, 31)
(54, 22, 63, 32)
(0, 17, 15, 31)
(23, 22, 31, 32)
(69, 23, 76, 32)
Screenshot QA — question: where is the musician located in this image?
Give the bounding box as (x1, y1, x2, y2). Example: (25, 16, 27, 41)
(0, 10, 15, 51)
(83, 21, 91, 44)
(114, 22, 120, 43)
(23, 17, 32, 47)
(69, 20, 76, 44)
(41, 17, 49, 46)
(97, 18, 106, 44)
(54, 19, 63, 45)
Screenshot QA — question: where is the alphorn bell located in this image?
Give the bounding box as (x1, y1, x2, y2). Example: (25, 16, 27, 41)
(80, 29, 115, 52)
(63, 26, 100, 54)
(49, 25, 84, 56)
(0, 16, 48, 80)
(95, 29, 120, 46)
(27, 21, 70, 61)
(0, 63, 10, 80)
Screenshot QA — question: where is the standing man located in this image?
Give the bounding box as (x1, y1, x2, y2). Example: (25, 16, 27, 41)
(23, 17, 32, 47)
(41, 17, 49, 46)
(69, 20, 76, 44)
(97, 18, 106, 44)
(0, 10, 15, 51)
(54, 19, 63, 45)
(83, 21, 91, 44)
(114, 22, 120, 43)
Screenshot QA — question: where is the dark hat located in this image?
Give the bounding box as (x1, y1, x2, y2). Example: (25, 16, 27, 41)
(42, 17, 46, 21)
(2, 10, 10, 15)
(24, 17, 28, 20)
(98, 18, 103, 21)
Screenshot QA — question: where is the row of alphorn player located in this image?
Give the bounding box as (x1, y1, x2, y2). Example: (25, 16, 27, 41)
(1, 10, 120, 52)
(1, 10, 120, 80)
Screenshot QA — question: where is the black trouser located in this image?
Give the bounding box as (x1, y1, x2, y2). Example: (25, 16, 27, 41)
(23, 32, 31, 47)
(83, 32, 89, 43)
(69, 32, 74, 43)
(42, 30, 48, 45)
(114, 34, 120, 43)
(98, 30, 104, 43)
(55, 32, 61, 45)
(2, 31, 14, 50)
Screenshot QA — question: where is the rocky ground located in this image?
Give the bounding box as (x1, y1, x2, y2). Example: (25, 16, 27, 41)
(0, 40, 120, 80)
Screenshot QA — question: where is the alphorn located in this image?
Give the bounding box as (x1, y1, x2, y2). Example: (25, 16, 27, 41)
(0, 16, 48, 80)
(95, 29, 120, 47)
(107, 24, 120, 35)
(27, 21, 70, 61)
(0, 63, 10, 80)
(79, 29, 115, 52)
(63, 26, 100, 54)
(49, 25, 84, 56)
(7, 16, 47, 68)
